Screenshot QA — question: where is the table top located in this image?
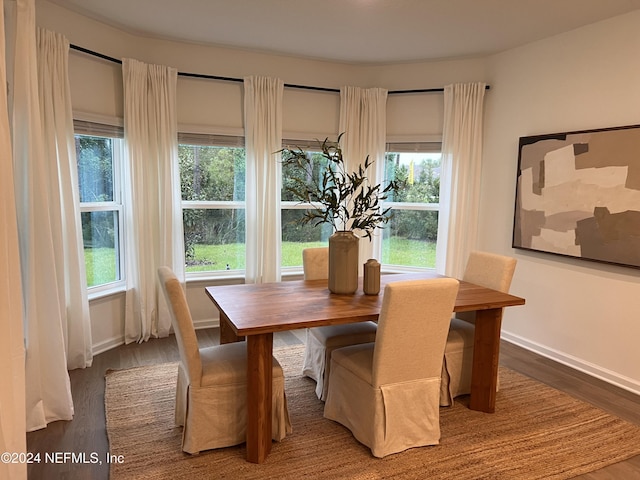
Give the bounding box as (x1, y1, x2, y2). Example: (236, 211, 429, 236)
(205, 272, 525, 336)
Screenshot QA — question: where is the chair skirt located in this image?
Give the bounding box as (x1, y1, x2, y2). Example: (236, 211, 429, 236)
(440, 317, 475, 406)
(324, 344, 442, 458)
(175, 343, 291, 454)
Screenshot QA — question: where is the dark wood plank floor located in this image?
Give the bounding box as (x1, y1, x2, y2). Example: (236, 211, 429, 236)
(26, 329, 640, 480)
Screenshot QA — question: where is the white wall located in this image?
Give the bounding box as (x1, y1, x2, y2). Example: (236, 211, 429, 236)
(482, 11, 640, 394)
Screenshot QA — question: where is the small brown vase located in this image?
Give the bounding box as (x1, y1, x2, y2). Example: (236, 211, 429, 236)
(363, 258, 381, 295)
(328, 230, 359, 294)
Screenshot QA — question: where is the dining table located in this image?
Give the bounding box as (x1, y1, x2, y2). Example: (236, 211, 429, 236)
(205, 271, 525, 463)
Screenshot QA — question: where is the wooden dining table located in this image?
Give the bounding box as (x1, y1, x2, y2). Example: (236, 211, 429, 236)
(205, 271, 525, 464)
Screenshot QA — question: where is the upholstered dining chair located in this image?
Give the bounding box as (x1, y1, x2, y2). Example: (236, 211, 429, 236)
(324, 278, 459, 458)
(301, 247, 378, 401)
(439, 251, 517, 406)
(157, 266, 292, 454)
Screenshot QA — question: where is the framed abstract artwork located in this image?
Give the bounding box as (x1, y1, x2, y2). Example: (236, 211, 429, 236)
(512, 124, 640, 269)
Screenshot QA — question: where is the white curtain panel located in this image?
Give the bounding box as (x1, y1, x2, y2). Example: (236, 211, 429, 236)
(10, 0, 74, 430)
(0, 0, 27, 477)
(122, 58, 184, 343)
(243, 76, 283, 284)
(37, 28, 93, 370)
(339, 86, 388, 265)
(436, 83, 487, 277)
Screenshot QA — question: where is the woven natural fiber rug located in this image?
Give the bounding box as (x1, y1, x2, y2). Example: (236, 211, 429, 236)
(105, 345, 640, 479)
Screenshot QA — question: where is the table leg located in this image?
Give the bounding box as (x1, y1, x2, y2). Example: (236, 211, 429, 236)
(469, 308, 503, 413)
(219, 310, 244, 344)
(246, 333, 273, 463)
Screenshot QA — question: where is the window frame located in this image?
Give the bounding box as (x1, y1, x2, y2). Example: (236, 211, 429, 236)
(178, 133, 247, 280)
(380, 141, 442, 272)
(280, 139, 443, 274)
(74, 121, 126, 296)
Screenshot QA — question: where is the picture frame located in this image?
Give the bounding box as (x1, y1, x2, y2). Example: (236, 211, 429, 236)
(512, 124, 640, 269)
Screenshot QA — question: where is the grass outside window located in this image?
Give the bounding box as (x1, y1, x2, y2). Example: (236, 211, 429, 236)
(84, 237, 436, 284)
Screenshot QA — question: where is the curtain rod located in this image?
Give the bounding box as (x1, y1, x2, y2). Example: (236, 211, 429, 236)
(70, 44, 490, 95)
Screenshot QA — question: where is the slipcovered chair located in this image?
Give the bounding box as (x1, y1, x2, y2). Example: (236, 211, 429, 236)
(302, 247, 329, 281)
(324, 278, 459, 458)
(301, 247, 378, 401)
(157, 266, 292, 454)
(439, 251, 517, 406)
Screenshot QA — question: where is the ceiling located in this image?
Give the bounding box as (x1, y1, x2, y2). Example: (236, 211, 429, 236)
(49, 0, 640, 64)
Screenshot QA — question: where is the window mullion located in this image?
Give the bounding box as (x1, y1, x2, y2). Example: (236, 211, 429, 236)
(383, 201, 440, 211)
(181, 200, 245, 210)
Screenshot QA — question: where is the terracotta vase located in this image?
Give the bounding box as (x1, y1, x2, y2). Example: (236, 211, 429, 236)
(328, 230, 359, 294)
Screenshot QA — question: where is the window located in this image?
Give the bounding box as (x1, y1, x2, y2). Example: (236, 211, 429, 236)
(280, 140, 333, 270)
(74, 121, 125, 289)
(280, 140, 442, 271)
(382, 143, 442, 269)
(178, 134, 246, 275)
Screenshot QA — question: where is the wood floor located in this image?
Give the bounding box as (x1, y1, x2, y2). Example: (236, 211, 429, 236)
(26, 329, 640, 480)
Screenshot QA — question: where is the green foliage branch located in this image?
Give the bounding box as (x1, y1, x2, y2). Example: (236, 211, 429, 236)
(280, 134, 402, 240)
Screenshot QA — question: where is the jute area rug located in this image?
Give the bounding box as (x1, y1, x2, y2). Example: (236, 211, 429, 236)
(105, 345, 640, 479)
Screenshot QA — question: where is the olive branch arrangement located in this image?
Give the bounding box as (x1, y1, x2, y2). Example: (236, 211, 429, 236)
(280, 134, 402, 240)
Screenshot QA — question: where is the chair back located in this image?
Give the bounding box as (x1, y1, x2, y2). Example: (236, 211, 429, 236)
(456, 251, 517, 323)
(302, 247, 329, 280)
(463, 251, 516, 292)
(157, 266, 202, 387)
(372, 278, 459, 387)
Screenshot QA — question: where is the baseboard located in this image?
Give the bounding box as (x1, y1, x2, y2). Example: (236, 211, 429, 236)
(193, 318, 218, 330)
(92, 335, 125, 356)
(501, 331, 640, 397)
(91, 318, 219, 355)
